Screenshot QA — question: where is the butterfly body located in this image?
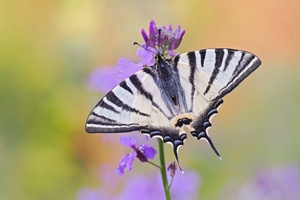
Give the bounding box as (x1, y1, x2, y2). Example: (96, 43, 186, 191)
(86, 48, 261, 161)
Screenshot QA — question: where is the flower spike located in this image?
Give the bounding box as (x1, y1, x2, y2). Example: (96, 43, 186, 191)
(141, 20, 186, 56)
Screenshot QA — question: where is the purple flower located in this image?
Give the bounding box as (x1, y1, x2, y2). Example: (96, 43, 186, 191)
(86, 67, 120, 93)
(170, 170, 201, 200)
(87, 47, 155, 93)
(117, 170, 201, 200)
(87, 20, 185, 93)
(167, 162, 177, 178)
(117, 58, 142, 80)
(77, 168, 201, 200)
(136, 47, 156, 66)
(234, 164, 300, 200)
(77, 187, 109, 200)
(141, 20, 185, 56)
(116, 136, 157, 175)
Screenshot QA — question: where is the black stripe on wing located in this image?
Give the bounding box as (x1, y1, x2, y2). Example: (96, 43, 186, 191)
(204, 49, 225, 95)
(215, 50, 261, 100)
(232, 51, 246, 78)
(106, 91, 150, 117)
(91, 112, 117, 123)
(86, 122, 144, 133)
(119, 81, 133, 94)
(141, 68, 173, 119)
(223, 50, 235, 72)
(187, 51, 197, 110)
(129, 74, 153, 101)
(199, 49, 206, 67)
(86, 72, 154, 133)
(99, 100, 120, 114)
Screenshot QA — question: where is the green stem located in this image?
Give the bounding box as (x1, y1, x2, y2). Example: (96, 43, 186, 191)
(168, 175, 174, 189)
(147, 161, 161, 169)
(158, 139, 171, 200)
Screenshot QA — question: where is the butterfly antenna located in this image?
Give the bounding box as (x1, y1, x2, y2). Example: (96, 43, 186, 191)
(133, 42, 157, 55)
(157, 28, 163, 56)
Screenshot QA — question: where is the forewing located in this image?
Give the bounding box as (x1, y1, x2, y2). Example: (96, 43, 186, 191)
(86, 69, 153, 133)
(86, 66, 182, 134)
(174, 48, 261, 100)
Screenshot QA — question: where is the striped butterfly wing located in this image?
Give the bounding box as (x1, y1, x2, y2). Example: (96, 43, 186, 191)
(174, 48, 261, 101)
(86, 48, 261, 163)
(86, 63, 203, 163)
(169, 48, 261, 157)
(86, 70, 152, 133)
(86, 67, 176, 134)
(86, 64, 192, 164)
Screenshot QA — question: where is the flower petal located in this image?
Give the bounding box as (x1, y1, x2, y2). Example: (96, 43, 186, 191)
(116, 151, 137, 175)
(167, 162, 177, 177)
(136, 47, 156, 66)
(126, 151, 137, 171)
(167, 50, 178, 57)
(117, 58, 142, 79)
(86, 67, 120, 93)
(120, 136, 136, 149)
(116, 170, 201, 200)
(136, 146, 148, 162)
(141, 29, 148, 43)
(141, 20, 186, 55)
(149, 20, 157, 35)
(140, 144, 157, 159)
(116, 154, 130, 175)
(170, 170, 201, 199)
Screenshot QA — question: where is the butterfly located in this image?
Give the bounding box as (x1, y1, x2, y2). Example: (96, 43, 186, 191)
(86, 48, 261, 162)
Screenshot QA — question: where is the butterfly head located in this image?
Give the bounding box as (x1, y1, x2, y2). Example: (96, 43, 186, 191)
(154, 50, 167, 63)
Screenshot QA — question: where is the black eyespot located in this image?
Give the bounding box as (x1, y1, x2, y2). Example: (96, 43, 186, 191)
(175, 117, 192, 127)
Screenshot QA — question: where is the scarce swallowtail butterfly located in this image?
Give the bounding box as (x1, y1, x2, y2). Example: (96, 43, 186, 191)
(86, 48, 261, 162)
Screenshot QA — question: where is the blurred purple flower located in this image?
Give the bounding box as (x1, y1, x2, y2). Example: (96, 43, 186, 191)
(117, 58, 142, 80)
(77, 168, 201, 200)
(86, 67, 120, 93)
(117, 170, 201, 200)
(116, 136, 157, 175)
(141, 20, 185, 56)
(167, 162, 177, 178)
(77, 187, 109, 200)
(87, 47, 153, 93)
(235, 164, 300, 200)
(77, 165, 120, 200)
(136, 47, 156, 66)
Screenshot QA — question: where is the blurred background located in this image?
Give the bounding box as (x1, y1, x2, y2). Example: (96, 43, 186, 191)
(1, 0, 300, 199)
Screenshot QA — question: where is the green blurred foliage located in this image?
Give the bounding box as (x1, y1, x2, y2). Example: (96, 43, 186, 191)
(1, 0, 300, 199)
